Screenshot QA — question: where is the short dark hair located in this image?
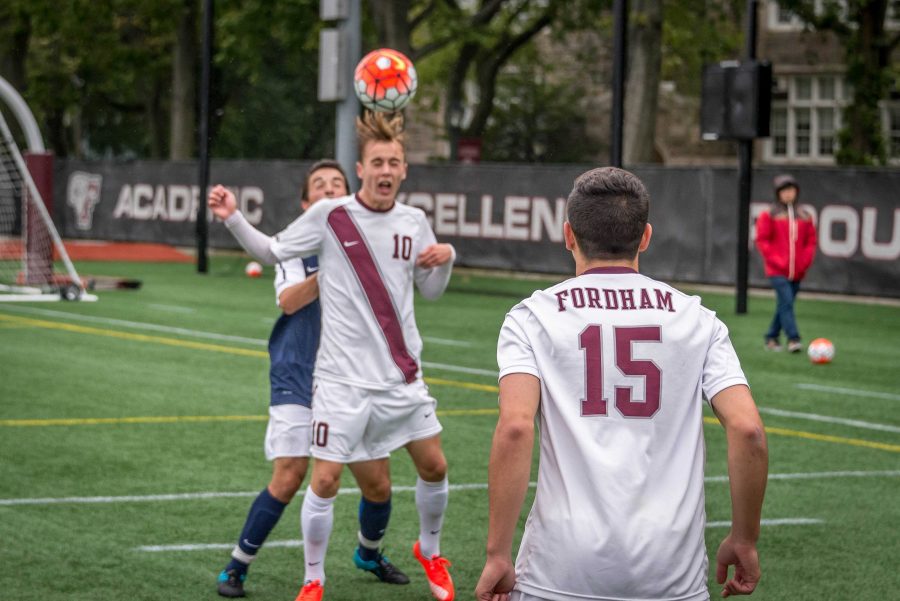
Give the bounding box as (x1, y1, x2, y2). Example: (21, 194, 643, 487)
(566, 167, 649, 260)
(301, 159, 349, 201)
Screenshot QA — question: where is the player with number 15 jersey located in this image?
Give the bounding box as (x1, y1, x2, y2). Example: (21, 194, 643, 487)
(498, 270, 746, 600)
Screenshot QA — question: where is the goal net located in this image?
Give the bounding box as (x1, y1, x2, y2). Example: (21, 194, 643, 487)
(0, 110, 94, 301)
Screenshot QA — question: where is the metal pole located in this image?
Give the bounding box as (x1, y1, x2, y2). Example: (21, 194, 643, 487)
(735, 0, 758, 313)
(610, 0, 627, 167)
(196, 0, 213, 274)
(336, 0, 361, 186)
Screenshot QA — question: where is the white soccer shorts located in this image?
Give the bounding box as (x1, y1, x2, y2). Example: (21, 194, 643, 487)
(309, 378, 443, 463)
(264, 404, 313, 460)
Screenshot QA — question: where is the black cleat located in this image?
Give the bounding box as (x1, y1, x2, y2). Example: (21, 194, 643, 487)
(353, 549, 411, 584)
(217, 569, 247, 598)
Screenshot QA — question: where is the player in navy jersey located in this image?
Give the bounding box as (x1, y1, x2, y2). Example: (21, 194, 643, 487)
(476, 167, 768, 601)
(217, 160, 407, 597)
(209, 112, 456, 601)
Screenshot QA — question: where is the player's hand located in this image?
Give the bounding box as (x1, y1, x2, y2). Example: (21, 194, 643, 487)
(416, 243, 453, 268)
(716, 534, 760, 597)
(208, 184, 238, 221)
(474, 556, 516, 601)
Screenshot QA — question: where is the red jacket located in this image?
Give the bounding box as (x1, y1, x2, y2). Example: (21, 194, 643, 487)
(755, 205, 817, 281)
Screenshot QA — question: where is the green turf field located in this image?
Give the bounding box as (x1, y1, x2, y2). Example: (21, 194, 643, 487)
(1, 257, 898, 601)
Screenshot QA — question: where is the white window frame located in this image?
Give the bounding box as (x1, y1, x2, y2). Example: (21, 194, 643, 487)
(766, 0, 849, 32)
(763, 74, 846, 164)
(883, 99, 900, 165)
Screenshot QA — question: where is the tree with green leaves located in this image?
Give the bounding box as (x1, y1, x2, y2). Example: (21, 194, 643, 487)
(777, 0, 900, 165)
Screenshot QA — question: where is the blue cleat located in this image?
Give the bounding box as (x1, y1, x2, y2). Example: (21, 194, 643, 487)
(353, 548, 410, 584)
(217, 569, 247, 598)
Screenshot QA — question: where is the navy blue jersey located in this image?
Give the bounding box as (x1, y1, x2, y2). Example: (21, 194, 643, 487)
(268, 256, 320, 407)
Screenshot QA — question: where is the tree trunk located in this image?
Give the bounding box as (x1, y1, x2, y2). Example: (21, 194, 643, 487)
(367, 0, 413, 55)
(624, 0, 662, 165)
(169, 0, 197, 160)
(0, 10, 30, 94)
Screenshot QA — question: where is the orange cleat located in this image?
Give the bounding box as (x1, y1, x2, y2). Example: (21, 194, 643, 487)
(412, 541, 454, 601)
(294, 579, 323, 601)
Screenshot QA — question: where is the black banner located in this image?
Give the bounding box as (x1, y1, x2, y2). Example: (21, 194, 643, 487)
(55, 161, 900, 297)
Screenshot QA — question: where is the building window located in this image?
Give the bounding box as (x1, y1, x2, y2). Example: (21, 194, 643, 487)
(766, 0, 849, 31)
(888, 104, 900, 159)
(765, 75, 845, 163)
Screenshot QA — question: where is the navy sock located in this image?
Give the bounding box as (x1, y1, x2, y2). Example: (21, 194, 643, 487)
(357, 496, 391, 562)
(228, 487, 288, 572)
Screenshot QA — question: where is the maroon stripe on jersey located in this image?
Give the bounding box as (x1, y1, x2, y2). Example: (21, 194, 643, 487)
(327, 205, 418, 383)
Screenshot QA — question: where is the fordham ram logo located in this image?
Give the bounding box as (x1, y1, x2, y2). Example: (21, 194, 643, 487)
(67, 171, 103, 231)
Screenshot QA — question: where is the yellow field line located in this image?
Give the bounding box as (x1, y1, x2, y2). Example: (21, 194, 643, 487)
(702, 417, 900, 453)
(0, 314, 267, 358)
(2, 312, 897, 453)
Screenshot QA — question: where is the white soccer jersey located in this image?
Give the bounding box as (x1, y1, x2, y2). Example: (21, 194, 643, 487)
(270, 194, 447, 390)
(497, 267, 748, 601)
(273, 257, 311, 305)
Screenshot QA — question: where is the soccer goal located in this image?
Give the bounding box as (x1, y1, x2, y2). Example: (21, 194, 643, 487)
(0, 111, 95, 302)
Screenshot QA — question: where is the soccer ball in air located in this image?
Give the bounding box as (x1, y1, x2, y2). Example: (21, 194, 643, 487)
(807, 338, 835, 364)
(244, 261, 263, 278)
(354, 48, 418, 112)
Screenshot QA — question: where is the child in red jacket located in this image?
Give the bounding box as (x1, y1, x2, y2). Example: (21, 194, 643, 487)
(755, 174, 817, 352)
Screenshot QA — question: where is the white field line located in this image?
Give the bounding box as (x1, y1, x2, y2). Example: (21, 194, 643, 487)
(422, 361, 497, 377)
(758, 407, 900, 434)
(4, 471, 899, 507)
(137, 518, 822, 553)
(706, 518, 823, 528)
(138, 540, 302, 552)
(147, 303, 197, 314)
(423, 336, 474, 348)
(795, 383, 900, 402)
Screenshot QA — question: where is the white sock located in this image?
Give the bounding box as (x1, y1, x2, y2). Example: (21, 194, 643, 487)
(415, 476, 448, 558)
(301, 486, 335, 584)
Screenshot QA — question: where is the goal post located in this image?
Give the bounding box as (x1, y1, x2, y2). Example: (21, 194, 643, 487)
(0, 110, 96, 302)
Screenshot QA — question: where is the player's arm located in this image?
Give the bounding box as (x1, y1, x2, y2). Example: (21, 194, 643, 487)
(710, 384, 768, 597)
(208, 185, 279, 264)
(278, 273, 318, 315)
(475, 372, 539, 601)
(413, 218, 455, 299)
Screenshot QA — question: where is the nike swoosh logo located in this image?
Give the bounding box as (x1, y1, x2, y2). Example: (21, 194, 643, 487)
(308, 561, 321, 566)
(242, 539, 261, 549)
(306, 266, 319, 273)
(343, 240, 359, 247)
(430, 529, 440, 535)
(423, 413, 432, 418)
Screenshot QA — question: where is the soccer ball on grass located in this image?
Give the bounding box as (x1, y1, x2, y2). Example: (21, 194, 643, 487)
(807, 338, 835, 364)
(354, 48, 418, 113)
(245, 261, 263, 278)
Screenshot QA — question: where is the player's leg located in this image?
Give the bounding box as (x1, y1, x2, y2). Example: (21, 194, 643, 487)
(765, 276, 787, 350)
(406, 434, 449, 557)
(347, 459, 410, 584)
(406, 434, 454, 601)
(785, 280, 803, 351)
(365, 380, 451, 600)
(218, 404, 311, 598)
(297, 380, 371, 599)
(301, 459, 343, 585)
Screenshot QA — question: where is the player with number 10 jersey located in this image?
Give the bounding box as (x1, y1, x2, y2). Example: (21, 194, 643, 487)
(270, 194, 444, 390)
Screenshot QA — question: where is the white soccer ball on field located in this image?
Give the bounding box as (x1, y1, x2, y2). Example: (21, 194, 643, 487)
(245, 261, 263, 278)
(807, 338, 835, 364)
